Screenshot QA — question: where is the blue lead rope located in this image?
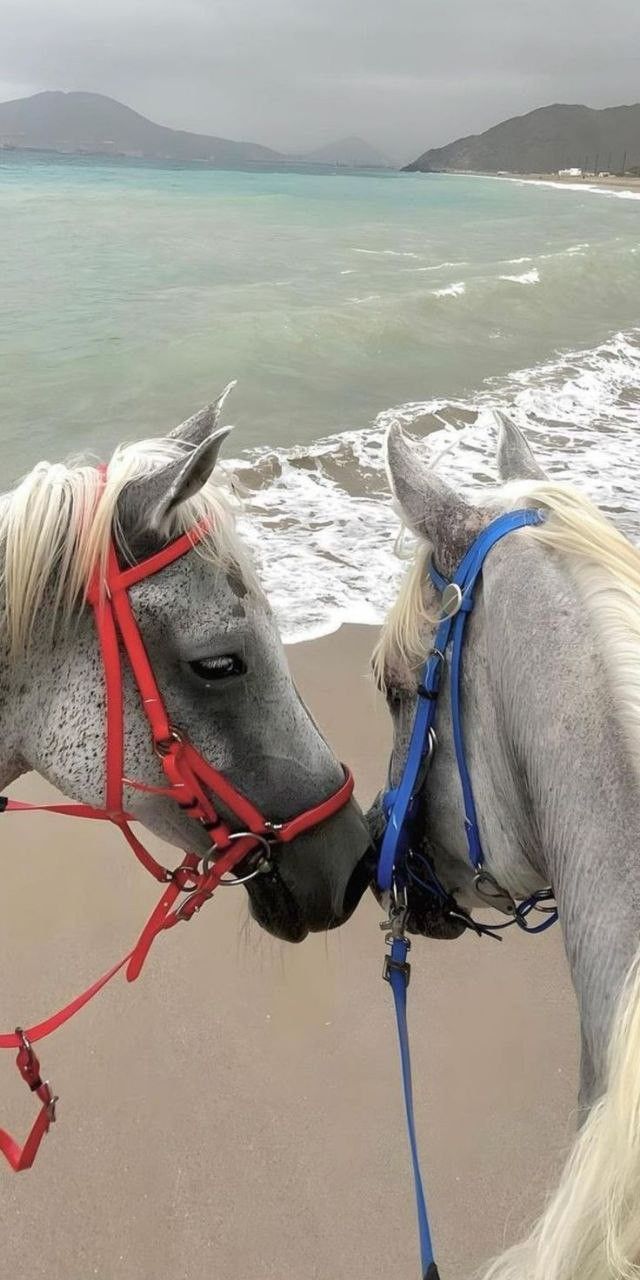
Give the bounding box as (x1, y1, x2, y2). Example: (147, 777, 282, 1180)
(385, 934, 439, 1280)
(379, 508, 556, 1278)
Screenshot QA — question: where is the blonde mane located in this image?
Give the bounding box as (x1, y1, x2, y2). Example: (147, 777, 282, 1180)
(374, 479, 640, 770)
(0, 433, 257, 657)
(371, 539, 438, 689)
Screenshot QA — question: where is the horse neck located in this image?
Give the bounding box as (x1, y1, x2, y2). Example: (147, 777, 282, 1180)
(485, 537, 640, 1099)
(0, 545, 54, 789)
(0, 611, 30, 790)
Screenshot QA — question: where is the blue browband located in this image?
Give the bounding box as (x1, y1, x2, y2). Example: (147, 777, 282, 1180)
(377, 508, 558, 1280)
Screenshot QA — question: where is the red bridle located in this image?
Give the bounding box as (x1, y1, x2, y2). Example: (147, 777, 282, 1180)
(0, 500, 354, 1171)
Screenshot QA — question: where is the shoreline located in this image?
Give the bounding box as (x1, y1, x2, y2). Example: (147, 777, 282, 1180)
(410, 168, 640, 198)
(504, 171, 640, 192)
(463, 169, 640, 198)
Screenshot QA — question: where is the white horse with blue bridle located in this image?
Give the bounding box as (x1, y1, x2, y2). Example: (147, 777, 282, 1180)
(371, 416, 640, 1280)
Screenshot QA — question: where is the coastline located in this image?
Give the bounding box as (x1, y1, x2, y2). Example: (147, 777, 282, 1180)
(479, 169, 640, 198)
(410, 168, 640, 198)
(505, 171, 640, 191)
(0, 622, 577, 1279)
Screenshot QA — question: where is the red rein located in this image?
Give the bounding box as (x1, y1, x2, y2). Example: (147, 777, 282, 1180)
(0, 500, 354, 1170)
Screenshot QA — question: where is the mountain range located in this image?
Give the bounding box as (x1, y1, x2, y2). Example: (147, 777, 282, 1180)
(0, 91, 392, 170)
(405, 102, 640, 174)
(0, 91, 283, 165)
(4, 92, 638, 179)
(301, 136, 392, 167)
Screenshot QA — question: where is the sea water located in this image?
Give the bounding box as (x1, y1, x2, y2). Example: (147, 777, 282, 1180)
(1, 151, 639, 638)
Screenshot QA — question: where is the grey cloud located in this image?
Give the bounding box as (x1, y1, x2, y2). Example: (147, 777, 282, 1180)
(1, 0, 639, 160)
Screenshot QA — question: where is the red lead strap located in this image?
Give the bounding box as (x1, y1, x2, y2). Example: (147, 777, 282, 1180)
(0, 475, 355, 1172)
(0, 1032, 59, 1172)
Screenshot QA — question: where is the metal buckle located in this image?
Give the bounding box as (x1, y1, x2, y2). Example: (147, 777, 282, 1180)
(474, 869, 517, 916)
(382, 952, 411, 986)
(530, 887, 557, 914)
(441, 583, 463, 618)
(415, 726, 437, 794)
(15, 1027, 33, 1057)
(167, 863, 201, 892)
(154, 729, 183, 758)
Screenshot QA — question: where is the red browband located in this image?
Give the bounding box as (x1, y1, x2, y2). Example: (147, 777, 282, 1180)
(0, 481, 354, 1170)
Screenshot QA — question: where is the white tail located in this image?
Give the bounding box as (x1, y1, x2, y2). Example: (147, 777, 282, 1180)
(481, 945, 640, 1280)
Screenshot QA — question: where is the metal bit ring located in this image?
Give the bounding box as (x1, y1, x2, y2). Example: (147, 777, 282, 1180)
(202, 832, 272, 885)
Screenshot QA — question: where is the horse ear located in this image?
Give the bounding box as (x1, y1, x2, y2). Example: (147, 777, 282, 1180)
(168, 381, 236, 445)
(496, 413, 546, 482)
(118, 384, 235, 537)
(146, 424, 233, 530)
(386, 423, 482, 575)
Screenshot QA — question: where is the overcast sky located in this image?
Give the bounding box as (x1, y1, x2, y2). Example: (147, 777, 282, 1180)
(1, 0, 639, 161)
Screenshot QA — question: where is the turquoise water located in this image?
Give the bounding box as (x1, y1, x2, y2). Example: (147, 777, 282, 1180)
(1, 152, 639, 463)
(1, 152, 639, 637)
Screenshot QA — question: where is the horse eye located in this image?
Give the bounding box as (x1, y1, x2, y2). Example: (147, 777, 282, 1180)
(189, 655, 247, 681)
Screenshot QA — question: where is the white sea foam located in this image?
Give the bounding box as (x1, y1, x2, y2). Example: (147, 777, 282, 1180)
(539, 243, 589, 260)
(401, 260, 469, 273)
(499, 268, 540, 284)
(351, 248, 422, 258)
(432, 281, 466, 297)
(231, 328, 640, 642)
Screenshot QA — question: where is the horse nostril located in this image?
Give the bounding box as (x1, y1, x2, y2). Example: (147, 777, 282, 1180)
(341, 848, 376, 919)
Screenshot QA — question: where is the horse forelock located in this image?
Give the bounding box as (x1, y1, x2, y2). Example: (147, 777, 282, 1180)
(371, 540, 437, 692)
(375, 478, 640, 775)
(0, 435, 257, 657)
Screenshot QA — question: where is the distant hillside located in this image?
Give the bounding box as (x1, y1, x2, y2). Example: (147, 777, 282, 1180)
(302, 136, 393, 168)
(405, 103, 640, 174)
(0, 91, 283, 165)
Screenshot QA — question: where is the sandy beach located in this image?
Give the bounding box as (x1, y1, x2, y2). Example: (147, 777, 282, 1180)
(497, 171, 640, 194)
(0, 623, 578, 1280)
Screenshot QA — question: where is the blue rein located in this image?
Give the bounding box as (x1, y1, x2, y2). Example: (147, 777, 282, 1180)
(377, 508, 558, 1278)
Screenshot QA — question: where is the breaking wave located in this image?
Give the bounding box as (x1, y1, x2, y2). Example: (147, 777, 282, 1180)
(234, 328, 640, 642)
(499, 268, 540, 285)
(432, 281, 466, 298)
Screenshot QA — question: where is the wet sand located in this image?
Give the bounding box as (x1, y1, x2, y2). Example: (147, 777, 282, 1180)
(0, 624, 577, 1279)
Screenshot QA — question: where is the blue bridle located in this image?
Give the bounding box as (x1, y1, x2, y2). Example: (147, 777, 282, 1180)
(377, 508, 558, 1279)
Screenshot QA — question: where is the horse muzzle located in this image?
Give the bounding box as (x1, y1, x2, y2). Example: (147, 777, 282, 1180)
(245, 799, 373, 941)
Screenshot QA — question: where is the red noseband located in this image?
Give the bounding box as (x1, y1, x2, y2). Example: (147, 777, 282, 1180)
(0, 481, 354, 1170)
